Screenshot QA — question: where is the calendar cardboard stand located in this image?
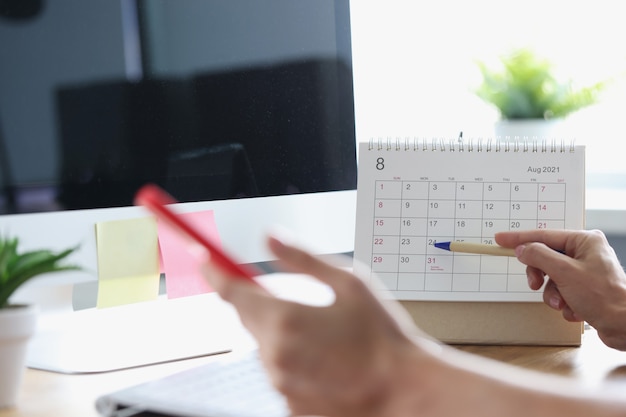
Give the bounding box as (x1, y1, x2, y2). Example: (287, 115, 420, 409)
(399, 301, 583, 346)
(354, 138, 586, 346)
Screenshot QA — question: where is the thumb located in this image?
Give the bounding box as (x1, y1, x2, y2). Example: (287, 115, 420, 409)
(266, 234, 354, 291)
(200, 257, 273, 311)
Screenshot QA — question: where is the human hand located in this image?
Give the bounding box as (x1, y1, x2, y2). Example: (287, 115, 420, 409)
(201, 235, 430, 417)
(495, 229, 626, 350)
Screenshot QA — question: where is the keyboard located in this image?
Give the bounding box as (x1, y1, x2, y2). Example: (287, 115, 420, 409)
(95, 350, 289, 417)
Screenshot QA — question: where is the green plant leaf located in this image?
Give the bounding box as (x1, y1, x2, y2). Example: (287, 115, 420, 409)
(475, 47, 606, 120)
(0, 238, 19, 285)
(0, 238, 81, 309)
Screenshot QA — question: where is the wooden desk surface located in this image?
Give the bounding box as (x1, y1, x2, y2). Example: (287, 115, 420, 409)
(2, 327, 626, 417)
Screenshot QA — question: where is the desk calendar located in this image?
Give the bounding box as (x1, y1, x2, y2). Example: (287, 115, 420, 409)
(353, 138, 585, 302)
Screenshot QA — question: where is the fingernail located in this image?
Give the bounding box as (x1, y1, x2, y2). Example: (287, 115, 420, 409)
(267, 225, 295, 246)
(515, 245, 526, 258)
(268, 235, 286, 253)
(549, 296, 562, 310)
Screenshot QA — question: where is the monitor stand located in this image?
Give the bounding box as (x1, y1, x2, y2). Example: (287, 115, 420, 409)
(25, 273, 333, 374)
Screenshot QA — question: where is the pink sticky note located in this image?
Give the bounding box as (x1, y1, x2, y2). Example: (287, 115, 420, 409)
(157, 210, 220, 298)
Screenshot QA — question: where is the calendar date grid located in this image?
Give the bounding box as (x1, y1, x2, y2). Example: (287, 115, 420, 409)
(369, 179, 567, 294)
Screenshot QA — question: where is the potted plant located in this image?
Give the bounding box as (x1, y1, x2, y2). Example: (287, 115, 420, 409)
(475, 47, 606, 140)
(0, 237, 80, 409)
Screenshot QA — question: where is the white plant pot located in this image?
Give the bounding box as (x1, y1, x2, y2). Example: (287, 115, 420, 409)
(0, 304, 37, 409)
(494, 119, 565, 141)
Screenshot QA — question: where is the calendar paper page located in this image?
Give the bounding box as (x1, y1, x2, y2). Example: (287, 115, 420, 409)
(353, 140, 585, 302)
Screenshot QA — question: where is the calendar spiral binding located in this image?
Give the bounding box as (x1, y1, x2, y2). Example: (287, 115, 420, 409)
(367, 137, 577, 153)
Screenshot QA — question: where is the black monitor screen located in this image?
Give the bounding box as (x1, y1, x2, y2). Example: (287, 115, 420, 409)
(0, 0, 356, 214)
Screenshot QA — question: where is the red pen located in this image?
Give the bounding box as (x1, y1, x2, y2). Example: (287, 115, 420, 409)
(134, 183, 260, 282)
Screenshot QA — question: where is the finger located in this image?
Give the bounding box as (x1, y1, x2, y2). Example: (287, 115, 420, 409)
(495, 229, 571, 252)
(268, 235, 420, 338)
(200, 262, 279, 326)
(561, 303, 583, 322)
(542, 279, 564, 311)
(201, 258, 271, 299)
(525, 265, 545, 290)
(514, 242, 574, 286)
(267, 235, 354, 291)
(561, 304, 583, 322)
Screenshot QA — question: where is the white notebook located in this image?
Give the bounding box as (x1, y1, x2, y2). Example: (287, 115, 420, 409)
(353, 138, 585, 302)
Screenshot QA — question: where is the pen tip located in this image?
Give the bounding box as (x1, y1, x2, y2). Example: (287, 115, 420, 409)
(434, 241, 451, 251)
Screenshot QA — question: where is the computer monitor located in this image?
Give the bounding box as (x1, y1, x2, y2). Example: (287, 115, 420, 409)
(0, 0, 357, 307)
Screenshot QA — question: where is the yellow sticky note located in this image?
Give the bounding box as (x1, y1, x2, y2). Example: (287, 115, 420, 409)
(96, 217, 160, 308)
